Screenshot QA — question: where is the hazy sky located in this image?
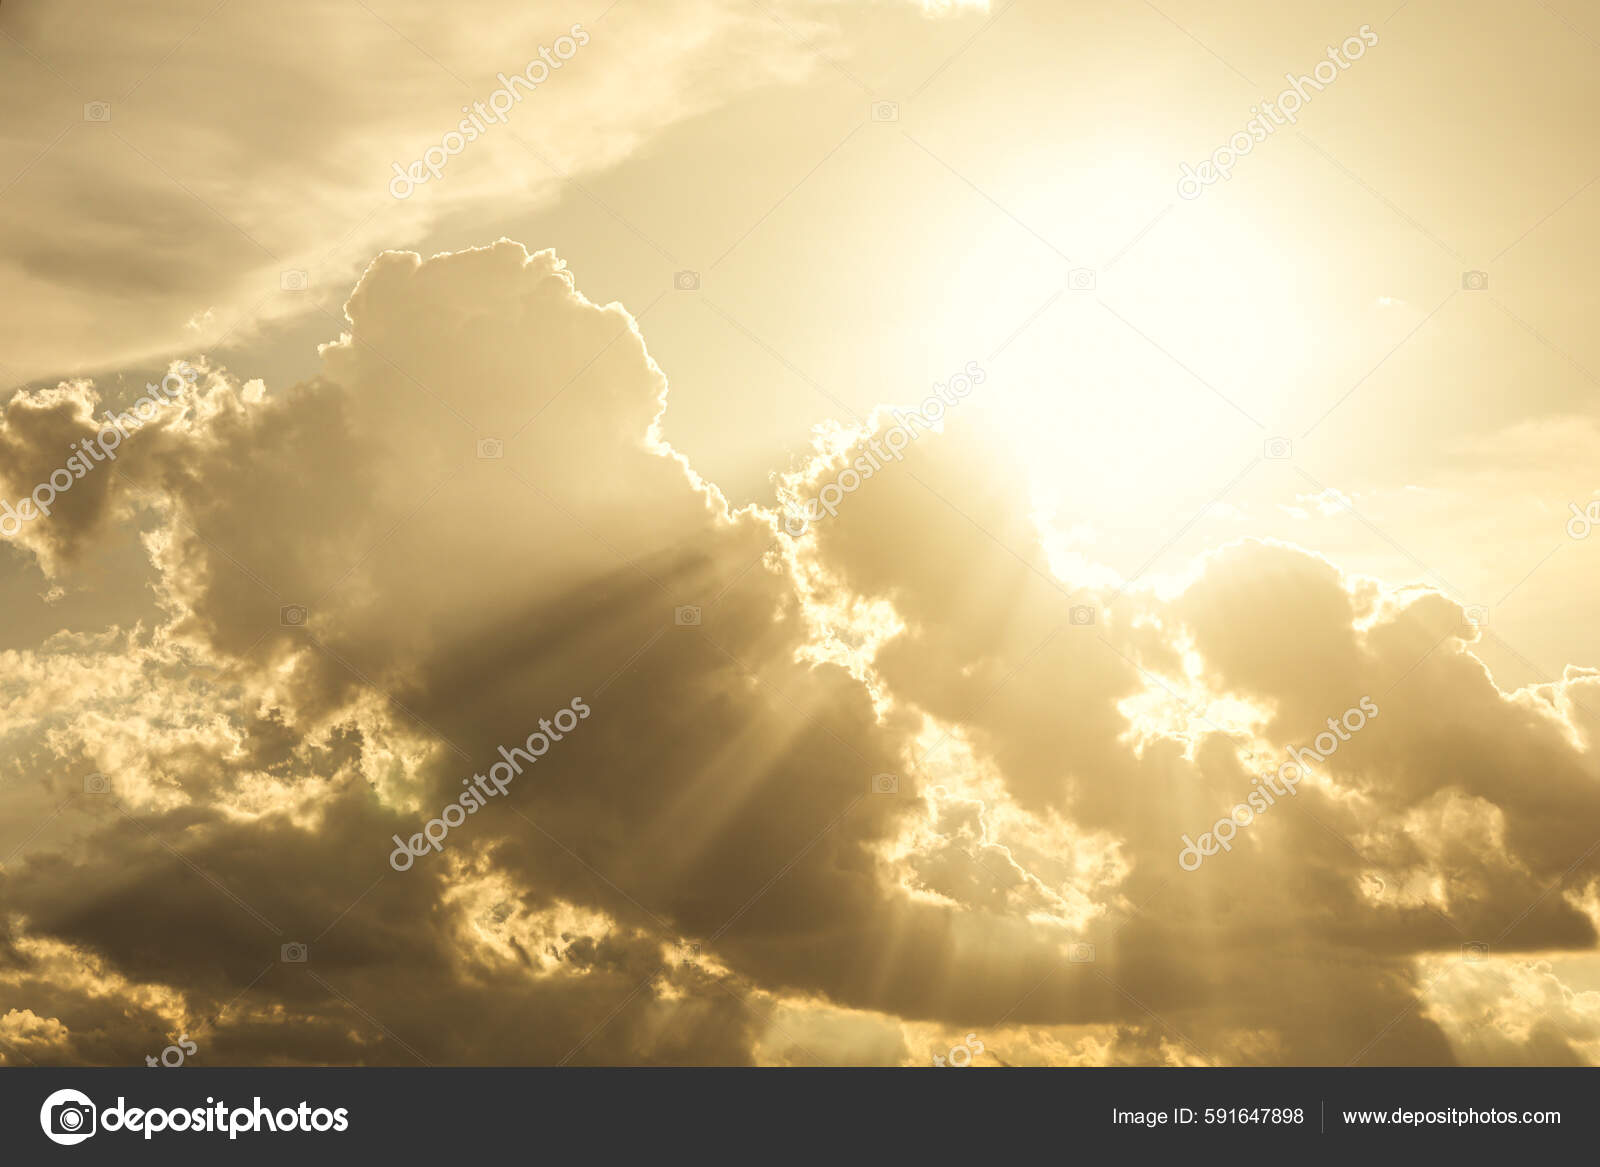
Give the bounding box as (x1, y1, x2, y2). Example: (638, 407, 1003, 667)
(2, 0, 1599, 1066)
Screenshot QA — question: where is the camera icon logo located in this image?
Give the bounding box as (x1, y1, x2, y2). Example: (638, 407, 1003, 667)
(1263, 436, 1292, 460)
(280, 604, 307, 627)
(281, 942, 309, 963)
(870, 772, 899, 794)
(83, 102, 111, 123)
(782, 508, 810, 538)
(40, 1089, 97, 1145)
(870, 100, 899, 122)
(1068, 268, 1097, 291)
(1069, 604, 1096, 626)
(1461, 604, 1489, 631)
(280, 269, 308, 292)
(1068, 942, 1095, 963)
(674, 605, 701, 627)
(1462, 940, 1489, 962)
(1461, 270, 1489, 291)
(476, 437, 504, 460)
(83, 772, 111, 795)
(674, 270, 700, 291)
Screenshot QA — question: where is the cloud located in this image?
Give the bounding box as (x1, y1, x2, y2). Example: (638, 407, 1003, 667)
(0, 0, 839, 384)
(2, 241, 1598, 1066)
(0, 0, 988, 386)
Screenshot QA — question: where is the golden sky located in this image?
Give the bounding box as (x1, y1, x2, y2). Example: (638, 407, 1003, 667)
(1, 0, 1599, 1066)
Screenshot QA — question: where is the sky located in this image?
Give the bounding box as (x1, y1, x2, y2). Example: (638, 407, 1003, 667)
(1, 0, 1598, 1066)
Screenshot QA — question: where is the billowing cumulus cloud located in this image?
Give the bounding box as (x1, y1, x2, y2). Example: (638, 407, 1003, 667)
(1, 240, 1597, 1066)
